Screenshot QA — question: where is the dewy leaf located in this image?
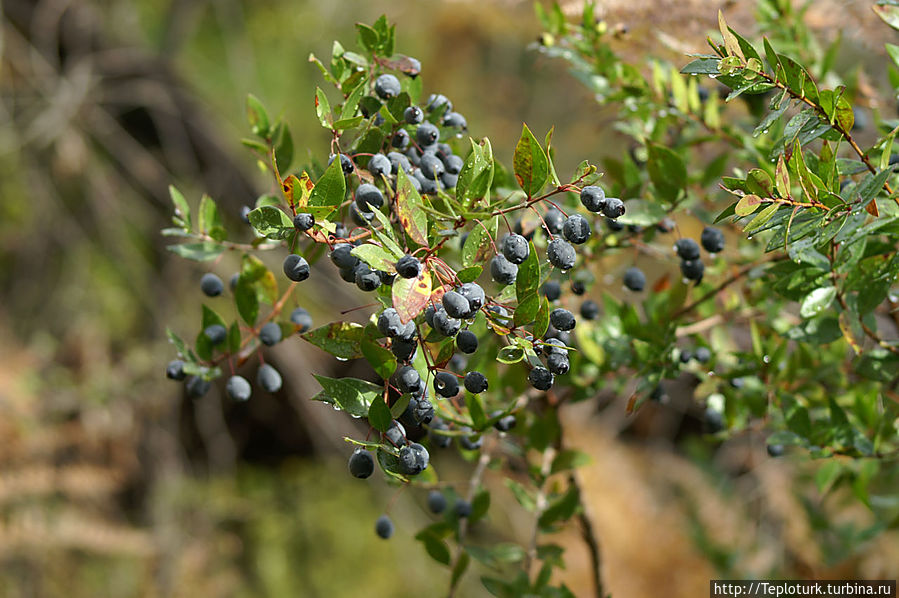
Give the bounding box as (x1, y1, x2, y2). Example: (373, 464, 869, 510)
(647, 143, 686, 204)
(800, 286, 837, 318)
(198, 195, 226, 241)
(367, 395, 392, 432)
(169, 185, 191, 231)
(513, 123, 549, 197)
(392, 271, 432, 323)
(314, 87, 333, 129)
(457, 137, 495, 205)
(246, 93, 270, 137)
(462, 217, 498, 267)
(312, 375, 381, 418)
(351, 243, 398, 272)
(395, 168, 428, 246)
(308, 156, 346, 218)
(302, 322, 366, 360)
(247, 206, 293, 240)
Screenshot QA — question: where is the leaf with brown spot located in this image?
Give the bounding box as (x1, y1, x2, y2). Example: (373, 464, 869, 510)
(281, 172, 315, 210)
(392, 271, 432, 323)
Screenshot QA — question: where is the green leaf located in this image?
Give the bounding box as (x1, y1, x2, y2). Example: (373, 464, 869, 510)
(457, 137, 495, 205)
(515, 242, 540, 300)
(367, 395, 392, 432)
(462, 218, 498, 268)
(314, 87, 332, 129)
(800, 286, 837, 318)
(647, 143, 686, 204)
(332, 116, 364, 131)
(466, 392, 488, 430)
(247, 206, 293, 240)
(497, 345, 525, 364)
(166, 327, 187, 357)
(341, 80, 366, 120)
(534, 295, 550, 338)
(312, 375, 381, 418)
(513, 293, 540, 329)
(351, 244, 398, 273)
(392, 272, 432, 323)
(735, 194, 763, 217)
(504, 479, 536, 511)
(302, 322, 365, 359)
(415, 530, 451, 565)
(470, 488, 491, 523)
(450, 551, 470, 589)
(167, 242, 224, 262)
(308, 156, 346, 218)
(775, 155, 790, 198)
(361, 339, 396, 380)
(274, 123, 293, 173)
(390, 394, 411, 419)
(169, 185, 191, 231)
(396, 168, 428, 246)
(246, 93, 270, 137)
(512, 123, 549, 197)
(874, 2, 899, 31)
(744, 203, 779, 234)
(227, 321, 241, 355)
(551, 449, 591, 474)
(198, 194, 226, 241)
(538, 484, 579, 529)
(680, 58, 720, 75)
(457, 266, 483, 283)
(234, 276, 259, 325)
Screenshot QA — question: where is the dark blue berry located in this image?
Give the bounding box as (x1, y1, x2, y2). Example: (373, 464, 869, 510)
(502, 233, 530, 265)
(374, 74, 401, 99)
(700, 226, 725, 254)
(259, 322, 282, 346)
(580, 185, 606, 212)
(547, 239, 576, 270)
(375, 515, 394, 539)
(349, 448, 374, 479)
(463, 371, 488, 394)
(200, 273, 224, 297)
(490, 254, 518, 285)
(455, 330, 478, 354)
(257, 363, 282, 393)
(675, 238, 701, 261)
(550, 308, 576, 331)
(528, 366, 554, 390)
(283, 254, 310, 282)
(623, 267, 646, 292)
(226, 375, 252, 401)
(293, 212, 315, 231)
(563, 214, 591, 244)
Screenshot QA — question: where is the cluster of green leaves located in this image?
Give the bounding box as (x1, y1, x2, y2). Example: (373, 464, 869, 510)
(163, 3, 899, 595)
(536, 0, 899, 567)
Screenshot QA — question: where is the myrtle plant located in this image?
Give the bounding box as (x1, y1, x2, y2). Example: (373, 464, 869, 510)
(164, 5, 899, 596)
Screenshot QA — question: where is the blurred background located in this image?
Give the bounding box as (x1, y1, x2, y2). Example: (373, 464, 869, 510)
(1, 1, 897, 596)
